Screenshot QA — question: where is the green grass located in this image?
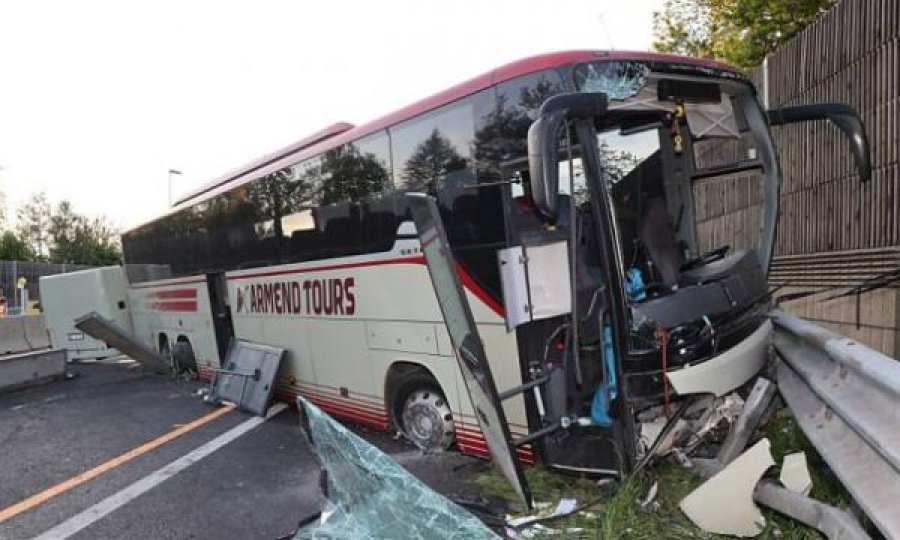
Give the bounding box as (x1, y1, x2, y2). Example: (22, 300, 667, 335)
(472, 413, 850, 539)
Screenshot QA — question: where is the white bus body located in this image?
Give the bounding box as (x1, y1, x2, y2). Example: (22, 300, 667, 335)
(40, 266, 132, 361)
(125, 234, 532, 461)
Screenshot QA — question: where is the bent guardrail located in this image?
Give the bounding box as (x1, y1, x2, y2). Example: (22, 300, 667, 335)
(772, 309, 900, 537)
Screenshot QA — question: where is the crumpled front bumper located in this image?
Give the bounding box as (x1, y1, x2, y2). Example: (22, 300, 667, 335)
(667, 319, 773, 397)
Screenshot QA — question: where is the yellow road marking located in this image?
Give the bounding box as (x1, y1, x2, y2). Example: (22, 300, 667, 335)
(0, 404, 234, 524)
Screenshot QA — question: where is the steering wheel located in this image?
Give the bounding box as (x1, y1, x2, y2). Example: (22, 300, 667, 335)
(680, 245, 730, 272)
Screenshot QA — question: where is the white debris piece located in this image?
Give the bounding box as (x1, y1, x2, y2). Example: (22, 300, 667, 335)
(640, 481, 659, 510)
(506, 499, 578, 531)
(640, 417, 688, 455)
(779, 452, 813, 495)
(679, 438, 774, 537)
(553, 499, 577, 515)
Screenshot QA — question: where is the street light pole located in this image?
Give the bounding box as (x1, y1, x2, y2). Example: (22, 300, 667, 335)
(168, 169, 182, 207)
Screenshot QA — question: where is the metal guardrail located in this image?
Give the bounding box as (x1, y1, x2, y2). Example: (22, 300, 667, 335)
(772, 309, 900, 538)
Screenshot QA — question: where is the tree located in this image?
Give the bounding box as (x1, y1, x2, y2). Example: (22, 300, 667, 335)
(318, 145, 389, 205)
(473, 75, 563, 182)
(47, 200, 122, 265)
(652, 0, 835, 68)
(0, 231, 34, 260)
(248, 167, 314, 240)
(16, 193, 51, 259)
(0, 192, 7, 230)
(402, 129, 468, 192)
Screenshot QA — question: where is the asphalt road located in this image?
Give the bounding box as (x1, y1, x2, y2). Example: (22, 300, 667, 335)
(0, 359, 490, 539)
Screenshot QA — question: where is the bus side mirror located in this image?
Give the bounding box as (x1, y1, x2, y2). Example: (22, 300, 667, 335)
(527, 92, 608, 221)
(767, 103, 872, 182)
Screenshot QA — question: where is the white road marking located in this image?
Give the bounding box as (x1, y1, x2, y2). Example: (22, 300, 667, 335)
(33, 403, 288, 540)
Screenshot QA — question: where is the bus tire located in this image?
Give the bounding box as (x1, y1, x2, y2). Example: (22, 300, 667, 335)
(391, 370, 455, 451)
(159, 334, 170, 358)
(172, 339, 198, 374)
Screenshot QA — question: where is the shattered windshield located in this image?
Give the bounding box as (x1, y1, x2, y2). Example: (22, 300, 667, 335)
(573, 60, 650, 100)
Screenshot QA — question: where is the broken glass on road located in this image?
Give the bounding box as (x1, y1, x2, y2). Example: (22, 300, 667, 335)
(294, 396, 499, 539)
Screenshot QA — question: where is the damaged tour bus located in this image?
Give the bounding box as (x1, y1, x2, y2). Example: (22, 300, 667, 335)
(120, 51, 870, 505)
(407, 52, 870, 504)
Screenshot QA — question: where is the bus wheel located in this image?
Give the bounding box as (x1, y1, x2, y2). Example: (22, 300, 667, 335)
(172, 340, 198, 374)
(394, 372, 455, 451)
(159, 335, 170, 358)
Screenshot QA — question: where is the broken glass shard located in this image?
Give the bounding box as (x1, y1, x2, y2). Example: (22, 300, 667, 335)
(294, 396, 499, 540)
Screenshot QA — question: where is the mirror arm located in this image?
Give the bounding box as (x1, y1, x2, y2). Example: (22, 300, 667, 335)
(767, 103, 871, 182)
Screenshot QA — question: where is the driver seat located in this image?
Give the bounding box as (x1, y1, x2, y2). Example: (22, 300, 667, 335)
(639, 197, 683, 287)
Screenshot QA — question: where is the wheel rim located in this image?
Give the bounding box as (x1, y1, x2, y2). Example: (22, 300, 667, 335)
(400, 389, 454, 450)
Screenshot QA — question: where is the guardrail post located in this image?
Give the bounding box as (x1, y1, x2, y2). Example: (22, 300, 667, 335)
(717, 377, 777, 465)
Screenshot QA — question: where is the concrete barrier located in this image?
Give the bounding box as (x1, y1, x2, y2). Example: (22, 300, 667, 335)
(0, 316, 31, 355)
(23, 315, 51, 350)
(0, 349, 67, 392)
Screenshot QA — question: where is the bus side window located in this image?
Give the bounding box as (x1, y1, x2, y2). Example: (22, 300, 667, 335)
(494, 69, 565, 163)
(390, 101, 476, 194)
(276, 130, 397, 261)
(351, 132, 399, 253)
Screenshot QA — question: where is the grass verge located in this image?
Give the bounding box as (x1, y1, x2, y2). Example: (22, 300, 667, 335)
(472, 412, 850, 539)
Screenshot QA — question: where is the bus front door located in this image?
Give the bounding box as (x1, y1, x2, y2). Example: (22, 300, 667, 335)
(408, 193, 533, 509)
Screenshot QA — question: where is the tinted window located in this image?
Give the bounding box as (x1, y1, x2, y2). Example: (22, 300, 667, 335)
(391, 101, 476, 193)
(125, 84, 540, 283)
(286, 131, 394, 260)
(494, 69, 565, 163)
(240, 164, 313, 265)
(319, 132, 392, 204)
(389, 91, 507, 305)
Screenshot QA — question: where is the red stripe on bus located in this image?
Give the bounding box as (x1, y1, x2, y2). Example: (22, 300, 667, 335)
(229, 255, 504, 318)
(149, 301, 198, 312)
(457, 443, 534, 465)
(130, 277, 206, 289)
(229, 256, 426, 280)
(274, 376, 386, 404)
(294, 380, 385, 404)
(303, 395, 390, 430)
(152, 289, 198, 299)
(454, 416, 529, 433)
(295, 388, 388, 420)
(198, 366, 214, 381)
(294, 388, 388, 418)
(455, 262, 505, 317)
(455, 427, 534, 463)
(308, 400, 387, 425)
(272, 385, 534, 463)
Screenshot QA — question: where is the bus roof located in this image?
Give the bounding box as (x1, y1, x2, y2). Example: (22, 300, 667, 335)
(150, 50, 740, 228)
(172, 122, 356, 207)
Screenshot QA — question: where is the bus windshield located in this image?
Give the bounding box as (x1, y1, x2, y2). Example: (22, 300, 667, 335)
(567, 67, 779, 350)
(589, 77, 776, 273)
(570, 61, 777, 269)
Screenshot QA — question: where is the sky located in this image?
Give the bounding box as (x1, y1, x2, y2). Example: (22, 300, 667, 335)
(0, 0, 663, 231)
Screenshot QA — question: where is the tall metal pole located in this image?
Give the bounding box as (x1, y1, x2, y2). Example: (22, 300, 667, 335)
(168, 169, 182, 207)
